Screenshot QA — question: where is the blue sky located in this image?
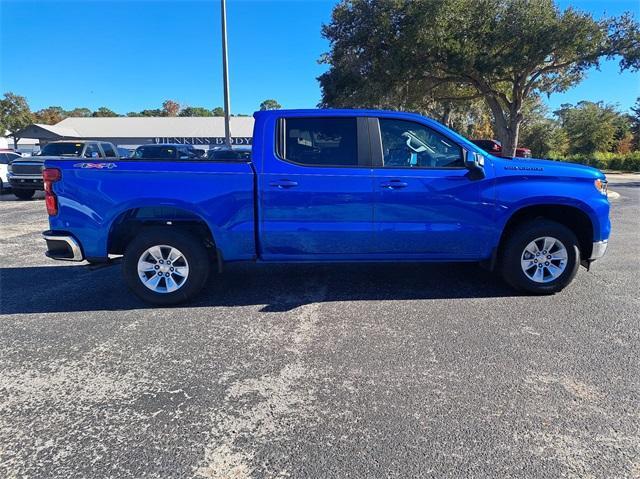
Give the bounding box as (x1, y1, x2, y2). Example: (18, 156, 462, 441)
(1, 0, 638, 115)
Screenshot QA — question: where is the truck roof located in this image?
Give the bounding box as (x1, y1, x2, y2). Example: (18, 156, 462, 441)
(253, 108, 430, 119)
(253, 108, 478, 152)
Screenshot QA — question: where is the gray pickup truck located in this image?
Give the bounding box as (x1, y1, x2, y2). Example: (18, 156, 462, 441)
(8, 140, 119, 199)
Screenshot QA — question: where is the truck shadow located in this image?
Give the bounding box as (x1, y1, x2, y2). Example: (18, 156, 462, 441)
(0, 262, 518, 315)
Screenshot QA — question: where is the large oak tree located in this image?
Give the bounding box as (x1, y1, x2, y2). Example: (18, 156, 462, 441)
(319, 0, 640, 156)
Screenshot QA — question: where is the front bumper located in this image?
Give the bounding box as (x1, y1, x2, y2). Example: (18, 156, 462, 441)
(43, 231, 84, 261)
(589, 240, 608, 260)
(9, 175, 43, 190)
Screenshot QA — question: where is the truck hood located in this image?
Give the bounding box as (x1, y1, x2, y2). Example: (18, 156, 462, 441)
(499, 156, 605, 180)
(13, 156, 58, 164)
(13, 156, 88, 165)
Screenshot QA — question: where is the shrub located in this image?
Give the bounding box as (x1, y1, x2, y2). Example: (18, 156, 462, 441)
(623, 153, 640, 172)
(546, 151, 640, 172)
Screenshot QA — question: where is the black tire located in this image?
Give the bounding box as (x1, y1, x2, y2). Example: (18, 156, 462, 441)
(122, 227, 211, 305)
(14, 189, 35, 200)
(500, 219, 580, 295)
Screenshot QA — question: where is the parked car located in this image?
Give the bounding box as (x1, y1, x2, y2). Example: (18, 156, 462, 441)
(8, 140, 119, 200)
(0, 150, 22, 194)
(471, 139, 532, 158)
(132, 144, 205, 160)
(42, 109, 610, 305)
(117, 147, 134, 158)
(207, 146, 252, 161)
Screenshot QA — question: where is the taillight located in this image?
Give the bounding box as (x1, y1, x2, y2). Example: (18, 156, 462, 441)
(43, 168, 61, 215)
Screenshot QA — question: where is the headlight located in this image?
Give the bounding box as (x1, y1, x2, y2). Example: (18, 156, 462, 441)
(594, 178, 608, 196)
(7, 163, 12, 173)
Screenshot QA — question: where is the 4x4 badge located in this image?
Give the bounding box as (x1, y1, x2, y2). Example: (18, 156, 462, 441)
(73, 162, 117, 169)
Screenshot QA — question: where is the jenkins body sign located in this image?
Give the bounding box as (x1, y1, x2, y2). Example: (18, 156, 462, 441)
(153, 137, 252, 146)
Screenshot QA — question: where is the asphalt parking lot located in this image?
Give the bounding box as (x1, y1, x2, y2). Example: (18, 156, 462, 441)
(0, 177, 638, 478)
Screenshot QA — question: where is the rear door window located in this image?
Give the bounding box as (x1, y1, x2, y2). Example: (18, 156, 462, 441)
(278, 117, 358, 167)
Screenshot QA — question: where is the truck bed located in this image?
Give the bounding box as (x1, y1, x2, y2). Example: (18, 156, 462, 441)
(46, 159, 256, 261)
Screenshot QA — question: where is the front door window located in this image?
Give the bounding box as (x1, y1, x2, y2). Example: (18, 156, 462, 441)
(379, 119, 464, 169)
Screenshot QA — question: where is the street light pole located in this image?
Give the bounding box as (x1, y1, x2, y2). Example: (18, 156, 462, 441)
(220, 0, 232, 148)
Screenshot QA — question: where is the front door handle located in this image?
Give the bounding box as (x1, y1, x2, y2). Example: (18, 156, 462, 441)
(269, 179, 298, 189)
(380, 180, 408, 189)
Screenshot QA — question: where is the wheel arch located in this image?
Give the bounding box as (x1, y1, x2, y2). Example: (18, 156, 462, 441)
(497, 203, 595, 262)
(107, 205, 217, 258)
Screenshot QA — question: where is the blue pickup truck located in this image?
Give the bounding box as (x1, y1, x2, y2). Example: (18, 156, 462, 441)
(42, 109, 610, 304)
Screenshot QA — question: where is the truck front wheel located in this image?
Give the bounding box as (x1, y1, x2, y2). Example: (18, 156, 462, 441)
(123, 228, 211, 305)
(500, 219, 580, 295)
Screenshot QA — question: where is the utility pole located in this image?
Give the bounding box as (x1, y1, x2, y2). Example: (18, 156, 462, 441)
(220, 0, 232, 148)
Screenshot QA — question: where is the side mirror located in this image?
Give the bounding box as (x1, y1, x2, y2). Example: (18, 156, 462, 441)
(464, 149, 485, 178)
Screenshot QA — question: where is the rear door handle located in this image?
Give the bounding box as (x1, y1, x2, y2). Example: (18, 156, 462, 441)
(269, 179, 298, 189)
(380, 180, 408, 189)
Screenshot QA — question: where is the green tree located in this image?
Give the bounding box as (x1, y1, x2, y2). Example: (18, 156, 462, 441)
(138, 109, 163, 117)
(611, 111, 632, 153)
(179, 106, 214, 117)
(319, 0, 640, 156)
(92, 107, 119, 117)
(162, 99, 181, 116)
(212, 107, 225, 117)
(0, 92, 34, 148)
(555, 101, 620, 154)
(68, 107, 92, 117)
(34, 106, 67, 124)
(521, 120, 569, 157)
(518, 95, 568, 157)
(630, 98, 640, 151)
(259, 99, 282, 111)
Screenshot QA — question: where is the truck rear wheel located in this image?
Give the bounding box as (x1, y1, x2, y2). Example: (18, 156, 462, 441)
(14, 189, 35, 200)
(500, 219, 580, 295)
(123, 227, 211, 305)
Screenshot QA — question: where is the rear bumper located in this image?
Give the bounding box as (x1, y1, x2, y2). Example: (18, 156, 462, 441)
(43, 231, 84, 261)
(589, 240, 608, 260)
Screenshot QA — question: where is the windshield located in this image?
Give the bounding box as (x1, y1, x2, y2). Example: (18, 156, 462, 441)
(40, 143, 85, 157)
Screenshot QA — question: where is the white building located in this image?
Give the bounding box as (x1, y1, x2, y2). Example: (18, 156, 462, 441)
(14, 116, 255, 151)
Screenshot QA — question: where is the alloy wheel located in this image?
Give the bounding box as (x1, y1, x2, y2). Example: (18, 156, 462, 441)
(137, 245, 190, 293)
(520, 236, 568, 283)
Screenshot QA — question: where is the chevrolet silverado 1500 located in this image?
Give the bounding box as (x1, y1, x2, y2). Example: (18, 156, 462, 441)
(42, 109, 610, 305)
